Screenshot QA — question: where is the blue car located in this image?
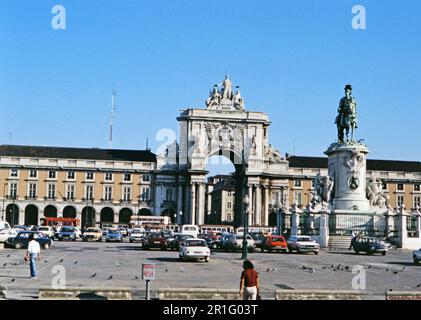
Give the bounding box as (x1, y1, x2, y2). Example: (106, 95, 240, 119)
(106, 230, 123, 242)
(57, 226, 79, 241)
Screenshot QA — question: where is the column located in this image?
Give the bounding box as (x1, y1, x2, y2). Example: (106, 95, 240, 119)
(264, 187, 269, 227)
(255, 185, 261, 227)
(18, 209, 25, 226)
(398, 207, 408, 248)
(319, 210, 330, 248)
(197, 183, 206, 225)
(190, 184, 196, 225)
(177, 183, 183, 220)
(248, 184, 253, 226)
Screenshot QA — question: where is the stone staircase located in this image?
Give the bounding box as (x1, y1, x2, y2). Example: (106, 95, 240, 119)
(328, 236, 352, 250)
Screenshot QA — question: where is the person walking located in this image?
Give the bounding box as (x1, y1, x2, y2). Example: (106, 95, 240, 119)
(349, 231, 357, 250)
(25, 234, 41, 279)
(239, 260, 260, 300)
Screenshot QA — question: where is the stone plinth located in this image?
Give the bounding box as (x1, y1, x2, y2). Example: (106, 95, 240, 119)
(325, 142, 370, 212)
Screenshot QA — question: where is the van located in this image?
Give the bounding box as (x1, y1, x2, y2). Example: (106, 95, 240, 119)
(181, 225, 199, 238)
(0, 221, 11, 231)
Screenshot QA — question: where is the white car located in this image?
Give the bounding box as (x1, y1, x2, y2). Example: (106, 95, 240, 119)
(287, 235, 320, 254)
(0, 229, 18, 243)
(179, 238, 210, 262)
(36, 226, 55, 238)
(74, 227, 82, 238)
(129, 228, 145, 243)
(413, 248, 421, 264)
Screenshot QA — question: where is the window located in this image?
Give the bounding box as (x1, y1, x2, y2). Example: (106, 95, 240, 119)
(382, 182, 388, 190)
(28, 183, 37, 199)
(141, 187, 150, 202)
(47, 184, 56, 199)
(67, 171, 75, 180)
(293, 192, 302, 206)
(415, 184, 421, 192)
(227, 214, 232, 221)
(86, 172, 94, 180)
(397, 184, 404, 191)
(123, 173, 131, 182)
(104, 186, 112, 201)
(227, 202, 232, 209)
(48, 171, 56, 179)
(9, 183, 17, 198)
(105, 173, 113, 181)
(166, 188, 173, 201)
(227, 191, 233, 197)
(123, 187, 131, 202)
(86, 185, 94, 200)
(66, 185, 75, 200)
(29, 170, 37, 178)
(294, 180, 302, 188)
(414, 196, 421, 209)
(10, 169, 18, 178)
(397, 195, 404, 207)
(142, 174, 150, 182)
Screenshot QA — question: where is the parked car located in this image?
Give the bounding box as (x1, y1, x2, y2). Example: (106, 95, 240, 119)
(13, 225, 29, 232)
(179, 238, 210, 262)
(4, 231, 53, 249)
(167, 233, 195, 250)
(260, 235, 288, 253)
(216, 233, 234, 250)
(57, 226, 79, 241)
(352, 236, 387, 255)
(413, 248, 421, 264)
(224, 234, 255, 252)
(82, 227, 103, 242)
(0, 228, 18, 243)
(129, 228, 145, 243)
(0, 221, 11, 231)
(287, 235, 320, 254)
(142, 232, 168, 250)
(105, 230, 124, 242)
(36, 226, 55, 238)
(118, 226, 128, 237)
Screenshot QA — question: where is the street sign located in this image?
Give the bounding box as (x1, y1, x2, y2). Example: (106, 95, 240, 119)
(142, 263, 156, 281)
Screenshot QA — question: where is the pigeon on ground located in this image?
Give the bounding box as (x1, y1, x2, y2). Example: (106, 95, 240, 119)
(393, 271, 399, 274)
(107, 275, 113, 280)
(266, 268, 271, 272)
(90, 273, 97, 278)
(59, 259, 64, 262)
(165, 269, 168, 273)
(74, 261, 78, 264)
(386, 268, 389, 272)
(134, 275, 139, 279)
(401, 267, 406, 272)
(416, 283, 421, 288)
(11, 279, 15, 282)
(7, 254, 10, 257)
(367, 265, 372, 269)
(2, 263, 7, 267)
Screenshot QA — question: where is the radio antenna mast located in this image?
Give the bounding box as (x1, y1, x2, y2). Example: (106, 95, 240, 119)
(109, 89, 117, 149)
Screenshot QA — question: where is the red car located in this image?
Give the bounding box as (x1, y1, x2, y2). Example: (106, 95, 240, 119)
(260, 235, 288, 253)
(141, 232, 168, 250)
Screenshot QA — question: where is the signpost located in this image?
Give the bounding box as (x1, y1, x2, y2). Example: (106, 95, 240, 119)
(142, 263, 156, 300)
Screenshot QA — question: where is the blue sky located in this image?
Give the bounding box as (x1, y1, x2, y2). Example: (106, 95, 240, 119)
(0, 0, 420, 170)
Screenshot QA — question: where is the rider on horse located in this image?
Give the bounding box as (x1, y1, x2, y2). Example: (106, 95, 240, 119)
(335, 84, 358, 143)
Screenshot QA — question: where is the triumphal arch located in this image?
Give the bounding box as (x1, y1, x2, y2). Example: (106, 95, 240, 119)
(155, 77, 289, 227)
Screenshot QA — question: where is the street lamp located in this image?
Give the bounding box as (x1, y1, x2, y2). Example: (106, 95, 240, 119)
(241, 194, 250, 260)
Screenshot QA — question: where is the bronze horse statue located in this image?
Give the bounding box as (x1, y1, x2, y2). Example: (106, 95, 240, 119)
(335, 84, 358, 143)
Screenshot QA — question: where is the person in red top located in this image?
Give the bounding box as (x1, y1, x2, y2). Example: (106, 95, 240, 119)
(239, 260, 260, 300)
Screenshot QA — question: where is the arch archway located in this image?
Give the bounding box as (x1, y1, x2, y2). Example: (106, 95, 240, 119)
(138, 208, 152, 216)
(44, 205, 57, 218)
(82, 207, 96, 228)
(100, 207, 114, 223)
(63, 206, 77, 219)
(25, 205, 38, 226)
(269, 211, 277, 227)
(6, 204, 19, 226)
(119, 208, 133, 224)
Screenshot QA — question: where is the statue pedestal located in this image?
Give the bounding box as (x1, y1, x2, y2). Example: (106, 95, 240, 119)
(325, 142, 370, 212)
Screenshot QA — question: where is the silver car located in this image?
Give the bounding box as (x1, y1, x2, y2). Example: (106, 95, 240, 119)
(287, 235, 320, 254)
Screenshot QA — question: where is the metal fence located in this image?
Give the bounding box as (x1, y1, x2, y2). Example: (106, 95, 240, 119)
(328, 213, 386, 237)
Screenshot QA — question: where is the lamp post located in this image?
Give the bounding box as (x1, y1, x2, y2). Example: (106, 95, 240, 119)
(241, 194, 250, 260)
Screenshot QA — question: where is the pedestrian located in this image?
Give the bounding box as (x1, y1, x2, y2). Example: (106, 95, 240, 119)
(239, 260, 260, 300)
(25, 234, 41, 279)
(349, 231, 357, 250)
